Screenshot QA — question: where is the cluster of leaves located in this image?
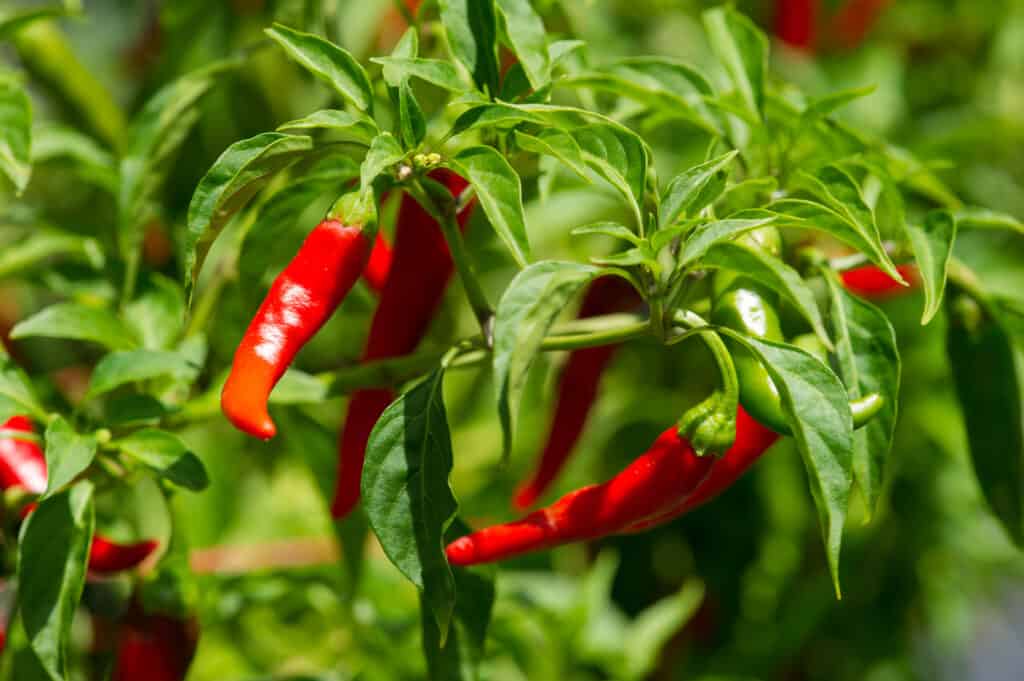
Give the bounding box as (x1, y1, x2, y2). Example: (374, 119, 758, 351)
(1, 0, 1023, 680)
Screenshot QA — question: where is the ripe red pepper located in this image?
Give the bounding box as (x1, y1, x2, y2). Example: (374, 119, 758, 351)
(775, 0, 819, 51)
(363, 232, 393, 295)
(111, 605, 198, 681)
(830, 0, 892, 49)
(625, 406, 780, 532)
(840, 264, 917, 299)
(331, 170, 475, 519)
(446, 426, 715, 566)
(1, 416, 158, 574)
(513, 276, 640, 510)
(222, 218, 373, 440)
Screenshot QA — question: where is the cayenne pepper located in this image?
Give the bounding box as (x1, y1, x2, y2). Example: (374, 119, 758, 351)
(222, 208, 374, 440)
(840, 264, 916, 299)
(513, 276, 640, 510)
(775, 0, 819, 51)
(0, 416, 158, 573)
(331, 169, 475, 519)
(111, 603, 198, 681)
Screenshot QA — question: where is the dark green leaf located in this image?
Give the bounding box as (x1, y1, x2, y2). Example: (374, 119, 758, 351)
(702, 6, 767, 121)
(659, 151, 738, 228)
(719, 332, 853, 595)
(450, 145, 530, 266)
(449, 103, 543, 138)
(494, 0, 550, 89)
(86, 350, 195, 399)
(907, 210, 956, 325)
(17, 482, 94, 681)
(363, 369, 458, 640)
(114, 428, 209, 491)
(0, 75, 32, 194)
(947, 293, 1024, 545)
(438, 0, 500, 95)
(11, 302, 137, 350)
(266, 23, 374, 112)
(184, 132, 312, 296)
(493, 262, 599, 455)
(398, 80, 426, 149)
(42, 417, 96, 499)
(824, 273, 900, 513)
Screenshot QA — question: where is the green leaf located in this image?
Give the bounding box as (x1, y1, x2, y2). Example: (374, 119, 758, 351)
(450, 145, 531, 266)
(823, 273, 900, 513)
(268, 369, 330, 404)
(86, 350, 195, 399)
(422, 522, 495, 680)
(276, 109, 378, 145)
(702, 241, 831, 348)
(0, 350, 45, 421)
(624, 581, 704, 679)
(906, 210, 956, 325)
(569, 121, 648, 227)
(659, 151, 738, 228)
(397, 80, 427, 149)
(513, 129, 590, 183)
(719, 332, 853, 595)
(678, 212, 777, 266)
(41, 417, 96, 499)
(265, 23, 374, 113)
(363, 369, 458, 641)
(0, 75, 32, 194)
(17, 482, 94, 681)
(438, 0, 501, 95)
(493, 262, 599, 456)
(703, 6, 767, 121)
(448, 102, 543, 138)
(802, 85, 876, 120)
(570, 221, 641, 246)
(184, 132, 312, 296)
(954, 207, 1024, 236)
(31, 122, 116, 191)
(124, 274, 187, 351)
(114, 429, 209, 491)
(11, 302, 137, 350)
(0, 230, 103, 280)
(947, 293, 1024, 545)
(370, 57, 468, 92)
(494, 0, 550, 89)
(360, 132, 405, 192)
(0, 6, 75, 39)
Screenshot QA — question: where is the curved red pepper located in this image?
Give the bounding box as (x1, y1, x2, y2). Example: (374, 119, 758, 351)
(332, 170, 475, 519)
(222, 219, 373, 440)
(1, 416, 159, 574)
(111, 606, 198, 681)
(775, 0, 819, 51)
(840, 264, 917, 299)
(513, 277, 640, 510)
(363, 232, 393, 295)
(624, 406, 780, 532)
(446, 426, 715, 566)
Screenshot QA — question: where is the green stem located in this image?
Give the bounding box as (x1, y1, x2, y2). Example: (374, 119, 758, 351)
(407, 180, 494, 340)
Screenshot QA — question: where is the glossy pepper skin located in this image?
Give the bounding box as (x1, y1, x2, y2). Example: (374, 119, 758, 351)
(446, 427, 714, 566)
(111, 605, 198, 681)
(513, 276, 640, 510)
(332, 170, 474, 519)
(840, 264, 916, 299)
(222, 218, 372, 440)
(362, 231, 393, 295)
(775, 0, 819, 51)
(0, 416, 158, 573)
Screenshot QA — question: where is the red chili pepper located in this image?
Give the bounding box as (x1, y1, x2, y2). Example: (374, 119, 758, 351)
(446, 426, 715, 566)
(830, 0, 892, 49)
(1, 416, 159, 574)
(624, 406, 780, 532)
(111, 605, 198, 681)
(513, 277, 640, 510)
(363, 231, 393, 295)
(331, 170, 475, 519)
(840, 264, 917, 299)
(222, 218, 373, 440)
(775, 0, 819, 51)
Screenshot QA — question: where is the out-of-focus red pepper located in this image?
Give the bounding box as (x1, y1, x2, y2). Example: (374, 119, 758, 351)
(840, 264, 917, 299)
(775, 0, 820, 51)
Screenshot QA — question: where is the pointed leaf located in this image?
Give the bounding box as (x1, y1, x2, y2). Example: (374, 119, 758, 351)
(370, 57, 468, 92)
(11, 302, 137, 350)
(438, 0, 500, 94)
(494, 0, 550, 89)
(0, 75, 32, 194)
(42, 417, 96, 499)
(678, 212, 777, 266)
(277, 109, 378, 144)
(703, 6, 767, 121)
(659, 151, 738, 228)
(114, 429, 209, 491)
(907, 210, 956, 324)
(86, 350, 196, 399)
(266, 23, 374, 112)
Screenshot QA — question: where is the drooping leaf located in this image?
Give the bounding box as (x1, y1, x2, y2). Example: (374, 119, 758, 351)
(266, 23, 374, 113)
(450, 145, 531, 266)
(17, 482, 94, 681)
(0, 75, 32, 194)
(954, 207, 1024, 236)
(493, 262, 599, 456)
(906, 210, 956, 325)
(824, 273, 900, 513)
(184, 132, 312, 296)
(86, 350, 196, 399)
(42, 416, 96, 499)
(494, 0, 551, 89)
(11, 302, 137, 350)
(0, 230, 103, 280)
(363, 369, 458, 641)
(114, 429, 209, 491)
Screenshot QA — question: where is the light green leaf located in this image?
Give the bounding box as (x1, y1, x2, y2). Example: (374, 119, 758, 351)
(955, 208, 1024, 235)
(0, 75, 32, 194)
(494, 0, 551, 89)
(276, 109, 378, 145)
(0, 230, 103, 281)
(266, 23, 374, 112)
(114, 429, 209, 491)
(659, 151, 738, 228)
(678, 212, 777, 267)
(370, 57, 468, 92)
(31, 122, 116, 191)
(86, 350, 195, 399)
(513, 129, 590, 182)
(11, 302, 137, 350)
(360, 132, 405, 191)
(41, 416, 95, 499)
(703, 6, 767, 121)
(907, 210, 956, 325)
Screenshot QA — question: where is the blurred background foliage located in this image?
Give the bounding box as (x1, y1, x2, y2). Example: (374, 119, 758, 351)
(2, 0, 1024, 679)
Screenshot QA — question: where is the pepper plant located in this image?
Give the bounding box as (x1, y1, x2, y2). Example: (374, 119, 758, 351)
(1, 1, 1022, 679)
